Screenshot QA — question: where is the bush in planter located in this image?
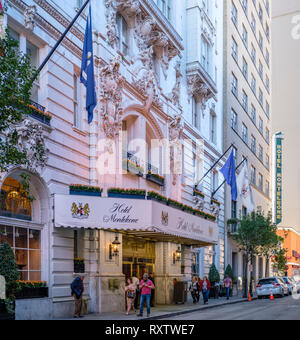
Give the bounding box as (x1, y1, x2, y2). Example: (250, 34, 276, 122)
(224, 264, 234, 280)
(147, 191, 168, 203)
(0, 242, 20, 316)
(208, 264, 220, 285)
(0, 242, 20, 298)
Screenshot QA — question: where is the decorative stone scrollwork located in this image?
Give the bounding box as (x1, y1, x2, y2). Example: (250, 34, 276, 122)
(16, 119, 48, 172)
(105, 0, 140, 48)
(170, 61, 182, 107)
(169, 114, 183, 186)
(210, 203, 220, 219)
(99, 57, 125, 139)
(194, 196, 205, 211)
(24, 5, 37, 31)
(187, 74, 212, 117)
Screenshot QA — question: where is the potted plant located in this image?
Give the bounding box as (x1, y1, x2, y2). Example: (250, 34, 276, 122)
(74, 258, 85, 274)
(108, 188, 146, 200)
(147, 191, 168, 204)
(211, 198, 221, 206)
(0, 242, 21, 320)
(70, 185, 103, 197)
(208, 264, 220, 299)
(28, 102, 52, 125)
(146, 171, 165, 186)
(167, 199, 184, 210)
(15, 281, 48, 299)
(193, 189, 205, 199)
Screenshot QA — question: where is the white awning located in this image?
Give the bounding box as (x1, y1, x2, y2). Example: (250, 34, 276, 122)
(54, 194, 218, 246)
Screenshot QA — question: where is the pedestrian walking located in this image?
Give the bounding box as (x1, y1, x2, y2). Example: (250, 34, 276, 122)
(125, 278, 136, 315)
(71, 276, 85, 318)
(138, 273, 155, 317)
(189, 277, 200, 304)
(132, 272, 139, 312)
(224, 275, 232, 300)
(200, 276, 211, 305)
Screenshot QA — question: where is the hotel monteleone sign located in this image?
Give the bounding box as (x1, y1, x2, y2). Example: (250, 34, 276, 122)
(274, 133, 284, 225)
(54, 195, 218, 245)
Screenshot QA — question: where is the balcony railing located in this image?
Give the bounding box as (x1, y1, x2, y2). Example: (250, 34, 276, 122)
(28, 100, 51, 126)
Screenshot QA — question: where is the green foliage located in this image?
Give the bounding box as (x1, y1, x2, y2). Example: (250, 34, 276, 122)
(208, 264, 220, 284)
(0, 242, 20, 311)
(0, 30, 39, 172)
(272, 248, 288, 276)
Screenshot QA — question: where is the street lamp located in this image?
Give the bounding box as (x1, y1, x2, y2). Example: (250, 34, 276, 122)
(109, 236, 121, 260)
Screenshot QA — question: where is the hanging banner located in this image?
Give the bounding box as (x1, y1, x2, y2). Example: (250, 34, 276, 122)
(274, 132, 284, 225)
(0, 0, 5, 40)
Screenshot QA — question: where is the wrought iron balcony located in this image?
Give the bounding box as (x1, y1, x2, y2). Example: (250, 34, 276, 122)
(28, 100, 51, 126)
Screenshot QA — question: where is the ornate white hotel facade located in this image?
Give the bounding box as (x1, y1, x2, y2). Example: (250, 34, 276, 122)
(0, 0, 225, 318)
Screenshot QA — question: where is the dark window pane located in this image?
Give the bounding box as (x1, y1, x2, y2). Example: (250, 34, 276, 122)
(19, 271, 28, 281)
(15, 249, 28, 271)
(29, 272, 41, 281)
(0, 225, 13, 246)
(15, 228, 28, 249)
(29, 230, 41, 250)
(29, 250, 41, 271)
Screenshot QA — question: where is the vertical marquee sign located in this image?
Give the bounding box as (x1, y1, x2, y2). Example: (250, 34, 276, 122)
(274, 132, 284, 225)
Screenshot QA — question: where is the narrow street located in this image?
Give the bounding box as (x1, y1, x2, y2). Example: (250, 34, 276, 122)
(163, 296, 300, 320)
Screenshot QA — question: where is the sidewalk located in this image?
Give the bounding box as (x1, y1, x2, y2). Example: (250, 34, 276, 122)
(66, 295, 252, 320)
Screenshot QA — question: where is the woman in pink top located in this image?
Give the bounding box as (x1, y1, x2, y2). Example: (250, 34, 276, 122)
(138, 273, 155, 317)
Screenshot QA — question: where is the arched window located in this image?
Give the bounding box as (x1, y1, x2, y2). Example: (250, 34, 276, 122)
(116, 14, 129, 56)
(0, 177, 32, 221)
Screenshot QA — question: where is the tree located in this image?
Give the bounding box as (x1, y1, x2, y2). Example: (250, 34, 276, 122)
(258, 213, 284, 277)
(229, 211, 269, 298)
(0, 29, 44, 173)
(208, 264, 220, 284)
(272, 248, 288, 276)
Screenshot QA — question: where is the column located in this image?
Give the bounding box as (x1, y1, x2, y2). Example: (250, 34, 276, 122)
(97, 231, 125, 313)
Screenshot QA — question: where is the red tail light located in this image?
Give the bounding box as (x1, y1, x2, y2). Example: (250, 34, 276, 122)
(257, 284, 262, 288)
(273, 283, 281, 286)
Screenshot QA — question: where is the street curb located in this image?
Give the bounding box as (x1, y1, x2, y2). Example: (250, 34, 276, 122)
(145, 297, 258, 320)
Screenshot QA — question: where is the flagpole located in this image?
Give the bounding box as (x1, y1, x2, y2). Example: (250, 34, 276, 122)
(195, 143, 234, 189)
(28, 0, 91, 87)
(211, 157, 247, 198)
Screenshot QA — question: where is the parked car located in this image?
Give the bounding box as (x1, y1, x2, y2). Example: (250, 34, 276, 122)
(290, 277, 300, 293)
(256, 277, 289, 298)
(281, 277, 295, 295)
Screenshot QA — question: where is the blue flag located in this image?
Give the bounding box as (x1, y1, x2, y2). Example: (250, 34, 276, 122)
(81, 6, 96, 124)
(220, 150, 238, 201)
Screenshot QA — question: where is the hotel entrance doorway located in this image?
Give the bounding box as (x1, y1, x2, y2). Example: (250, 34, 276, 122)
(122, 236, 155, 280)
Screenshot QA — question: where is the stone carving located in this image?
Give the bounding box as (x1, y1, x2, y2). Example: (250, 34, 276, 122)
(169, 114, 183, 186)
(187, 74, 212, 117)
(99, 57, 125, 139)
(171, 61, 182, 107)
(194, 196, 205, 211)
(210, 203, 220, 219)
(15, 119, 48, 172)
(105, 0, 140, 48)
(24, 5, 37, 31)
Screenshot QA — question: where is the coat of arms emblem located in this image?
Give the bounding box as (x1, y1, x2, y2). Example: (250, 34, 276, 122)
(161, 211, 169, 226)
(71, 202, 90, 219)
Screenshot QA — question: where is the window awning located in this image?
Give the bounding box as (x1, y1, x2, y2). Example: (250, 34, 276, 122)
(54, 194, 219, 246)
